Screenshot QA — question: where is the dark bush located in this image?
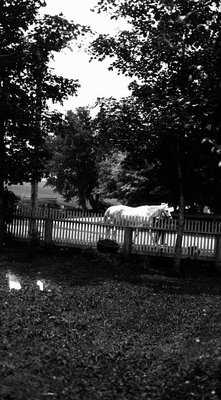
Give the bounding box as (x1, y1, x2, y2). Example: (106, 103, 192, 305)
(4, 187, 20, 229)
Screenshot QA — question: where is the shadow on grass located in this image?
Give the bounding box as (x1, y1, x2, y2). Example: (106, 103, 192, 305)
(0, 242, 221, 296)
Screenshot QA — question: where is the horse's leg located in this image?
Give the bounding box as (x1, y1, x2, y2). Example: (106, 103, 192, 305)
(133, 228, 139, 239)
(112, 227, 117, 241)
(104, 214, 111, 239)
(106, 225, 111, 239)
(154, 230, 159, 245)
(149, 218, 159, 246)
(105, 224, 117, 240)
(160, 230, 165, 246)
(149, 228, 157, 245)
(156, 230, 166, 248)
(150, 228, 163, 246)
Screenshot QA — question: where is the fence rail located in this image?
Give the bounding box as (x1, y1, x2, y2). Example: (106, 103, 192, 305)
(6, 206, 221, 265)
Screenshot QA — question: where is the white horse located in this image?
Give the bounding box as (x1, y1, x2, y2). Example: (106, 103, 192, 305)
(104, 203, 173, 224)
(104, 203, 174, 243)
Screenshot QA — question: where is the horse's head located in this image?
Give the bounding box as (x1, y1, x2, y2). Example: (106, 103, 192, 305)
(160, 203, 174, 219)
(150, 203, 173, 220)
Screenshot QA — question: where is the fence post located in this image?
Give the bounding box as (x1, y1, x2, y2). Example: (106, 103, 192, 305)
(215, 234, 221, 270)
(123, 227, 133, 259)
(28, 207, 37, 237)
(44, 217, 53, 243)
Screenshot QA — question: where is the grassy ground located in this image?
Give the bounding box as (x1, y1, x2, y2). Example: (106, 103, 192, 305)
(7, 181, 117, 209)
(8, 181, 58, 199)
(7, 181, 74, 207)
(0, 244, 221, 399)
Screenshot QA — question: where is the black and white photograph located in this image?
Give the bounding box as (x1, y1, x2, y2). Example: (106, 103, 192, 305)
(0, 1, 221, 399)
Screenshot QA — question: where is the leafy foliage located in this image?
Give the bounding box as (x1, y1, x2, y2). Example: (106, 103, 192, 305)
(0, 4, 86, 184)
(90, 1, 221, 212)
(0, 0, 89, 244)
(93, 95, 221, 211)
(46, 108, 98, 209)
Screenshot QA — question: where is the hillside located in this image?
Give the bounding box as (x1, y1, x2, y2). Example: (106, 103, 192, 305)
(7, 181, 79, 208)
(8, 181, 57, 199)
(7, 181, 116, 210)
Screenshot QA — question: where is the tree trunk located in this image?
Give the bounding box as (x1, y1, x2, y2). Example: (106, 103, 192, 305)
(89, 194, 106, 212)
(174, 187, 185, 273)
(174, 136, 185, 273)
(31, 180, 38, 209)
(78, 195, 85, 210)
(29, 180, 38, 237)
(0, 117, 5, 249)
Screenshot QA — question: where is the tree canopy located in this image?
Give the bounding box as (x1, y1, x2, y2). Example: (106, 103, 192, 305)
(0, 0, 89, 244)
(89, 0, 221, 270)
(1, 2, 87, 184)
(90, 0, 221, 213)
(46, 108, 98, 210)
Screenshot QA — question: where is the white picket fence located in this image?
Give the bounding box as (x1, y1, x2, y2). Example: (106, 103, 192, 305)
(7, 206, 221, 261)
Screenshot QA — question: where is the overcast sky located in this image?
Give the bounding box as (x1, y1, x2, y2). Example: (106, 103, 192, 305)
(41, 0, 131, 113)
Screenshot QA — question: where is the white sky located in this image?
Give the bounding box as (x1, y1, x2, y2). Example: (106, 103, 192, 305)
(41, 0, 131, 113)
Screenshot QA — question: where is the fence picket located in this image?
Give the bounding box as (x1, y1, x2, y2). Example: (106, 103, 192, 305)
(7, 206, 221, 260)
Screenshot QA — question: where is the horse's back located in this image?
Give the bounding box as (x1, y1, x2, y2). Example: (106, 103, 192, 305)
(104, 203, 173, 224)
(105, 205, 125, 215)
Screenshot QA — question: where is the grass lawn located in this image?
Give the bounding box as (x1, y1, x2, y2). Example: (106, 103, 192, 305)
(0, 244, 221, 399)
(8, 181, 58, 199)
